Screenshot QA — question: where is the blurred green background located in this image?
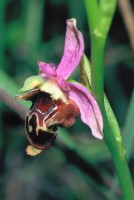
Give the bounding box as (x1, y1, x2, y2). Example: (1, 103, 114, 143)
(0, 0, 134, 200)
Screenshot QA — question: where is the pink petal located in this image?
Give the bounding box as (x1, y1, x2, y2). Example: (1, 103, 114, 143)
(68, 82, 103, 139)
(56, 19, 84, 80)
(57, 75, 70, 91)
(38, 61, 57, 78)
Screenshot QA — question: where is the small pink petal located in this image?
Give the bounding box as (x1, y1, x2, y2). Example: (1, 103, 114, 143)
(57, 19, 84, 80)
(57, 75, 70, 91)
(38, 61, 57, 78)
(68, 82, 103, 139)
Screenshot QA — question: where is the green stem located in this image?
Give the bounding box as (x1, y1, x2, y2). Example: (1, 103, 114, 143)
(91, 36, 105, 111)
(84, 0, 134, 199)
(84, 0, 99, 32)
(104, 98, 134, 199)
(104, 114, 134, 200)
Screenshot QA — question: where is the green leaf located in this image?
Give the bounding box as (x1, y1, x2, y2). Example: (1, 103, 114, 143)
(80, 54, 91, 90)
(80, 55, 121, 140)
(109, 90, 134, 199)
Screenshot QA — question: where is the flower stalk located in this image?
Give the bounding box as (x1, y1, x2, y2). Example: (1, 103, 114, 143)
(84, 0, 134, 199)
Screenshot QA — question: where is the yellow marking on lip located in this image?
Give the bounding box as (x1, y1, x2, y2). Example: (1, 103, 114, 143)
(28, 125, 33, 132)
(27, 112, 54, 137)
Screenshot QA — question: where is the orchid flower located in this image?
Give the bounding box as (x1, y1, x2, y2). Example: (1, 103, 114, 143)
(16, 19, 103, 156)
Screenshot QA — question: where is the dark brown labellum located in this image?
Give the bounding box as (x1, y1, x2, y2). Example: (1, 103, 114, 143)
(25, 93, 57, 150)
(25, 92, 80, 151)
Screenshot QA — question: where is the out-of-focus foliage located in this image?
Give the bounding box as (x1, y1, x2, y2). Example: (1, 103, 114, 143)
(0, 0, 134, 200)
